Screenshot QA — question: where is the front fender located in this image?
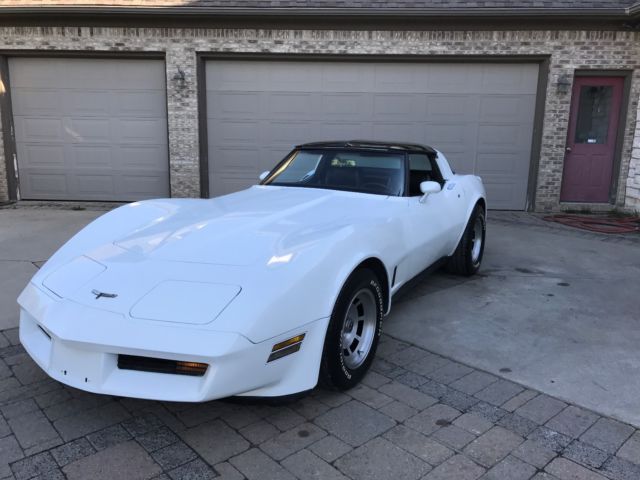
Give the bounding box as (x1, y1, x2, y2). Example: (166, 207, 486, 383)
(216, 224, 398, 343)
(34, 200, 175, 279)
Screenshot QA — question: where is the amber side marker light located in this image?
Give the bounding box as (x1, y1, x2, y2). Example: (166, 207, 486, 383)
(268, 334, 305, 363)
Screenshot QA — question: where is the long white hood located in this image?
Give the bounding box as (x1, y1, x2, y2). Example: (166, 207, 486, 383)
(113, 186, 395, 266)
(31, 186, 403, 333)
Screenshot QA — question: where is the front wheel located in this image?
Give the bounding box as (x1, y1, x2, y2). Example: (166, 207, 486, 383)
(319, 269, 383, 390)
(447, 204, 486, 276)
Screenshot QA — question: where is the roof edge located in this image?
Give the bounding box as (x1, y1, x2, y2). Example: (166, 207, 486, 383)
(0, 5, 636, 19)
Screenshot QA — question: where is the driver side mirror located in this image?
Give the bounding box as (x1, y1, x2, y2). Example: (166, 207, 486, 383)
(259, 171, 270, 182)
(419, 181, 441, 203)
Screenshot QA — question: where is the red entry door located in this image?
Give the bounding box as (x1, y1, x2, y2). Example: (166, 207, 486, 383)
(560, 76, 624, 203)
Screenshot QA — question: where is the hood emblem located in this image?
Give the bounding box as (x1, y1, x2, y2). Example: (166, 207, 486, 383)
(91, 289, 118, 300)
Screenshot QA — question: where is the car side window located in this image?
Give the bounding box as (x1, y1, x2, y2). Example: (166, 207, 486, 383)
(408, 153, 443, 196)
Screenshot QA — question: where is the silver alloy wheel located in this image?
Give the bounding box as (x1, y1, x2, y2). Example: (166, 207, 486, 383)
(471, 214, 484, 265)
(340, 288, 377, 370)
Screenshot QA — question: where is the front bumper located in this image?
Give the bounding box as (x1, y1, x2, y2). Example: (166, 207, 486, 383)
(18, 282, 329, 402)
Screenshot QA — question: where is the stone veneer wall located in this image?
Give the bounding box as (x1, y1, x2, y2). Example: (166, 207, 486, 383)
(0, 27, 638, 211)
(626, 102, 640, 211)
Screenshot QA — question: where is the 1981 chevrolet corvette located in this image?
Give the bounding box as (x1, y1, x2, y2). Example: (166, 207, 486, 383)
(18, 141, 486, 402)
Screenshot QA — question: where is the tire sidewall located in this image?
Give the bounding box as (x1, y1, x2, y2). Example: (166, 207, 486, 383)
(322, 269, 383, 390)
(469, 206, 486, 271)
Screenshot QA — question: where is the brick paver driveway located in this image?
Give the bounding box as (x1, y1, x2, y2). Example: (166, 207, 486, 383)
(2, 327, 640, 480)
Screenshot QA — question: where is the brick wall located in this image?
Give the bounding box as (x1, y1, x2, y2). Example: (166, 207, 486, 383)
(626, 102, 640, 211)
(0, 108, 6, 202)
(0, 26, 638, 211)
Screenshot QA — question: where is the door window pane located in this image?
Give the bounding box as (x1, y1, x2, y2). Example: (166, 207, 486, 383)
(574, 85, 613, 144)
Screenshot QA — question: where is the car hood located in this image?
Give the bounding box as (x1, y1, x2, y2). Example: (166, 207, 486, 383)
(33, 186, 402, 327)
(113, 186, 395, 266)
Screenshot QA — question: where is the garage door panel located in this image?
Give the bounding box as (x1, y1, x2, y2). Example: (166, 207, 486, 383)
(8, 59, 63, 88)
(18, 144, 66, 169)
(268, 64, 320, 91)
(373, 64, 419, 92)
(119, 175, 169, 199)
(476, 153, 524, 175)
(428, 65, 476, 92)
(10, 57, 169, 201)
(484, 181, 517, 210)
(480, 64, 539, 93)
(208, 120, 260, 145)
(11, 89, 62, 116)
(72, 146, 112, 169)
(16, 117, 63, 142)
(211, 174, 260, 197)
(67, 118, 111, 143)
(267, 93, 314, 116)
(477, 124, 527, 148)
(424, 123, 473, 145)
(26, 173, 69, 196)
(74, 174, 116, 195)
(373, 94, 420, 118)
(321, 94, 370, 117)
(63, 62, 120, 89)
(114, 62, 166, 90)
(322, 65, 375, 91)
(65, 91, 112, 117)
(209, 92, 262, 116)
(320, 122, 371, 140)
(479, 96, 536, 123)
(118, 146, 167, 170)
(265, 121, 318, 145)
(116, 91, 167, 118)
(427, 96, 477, 121)
(206, 63, 268, 90)
(206, 60, 538, 209)
(210, 148, 261, 173)
(372, 123, 421, 143)
(118, 119, 166, 144)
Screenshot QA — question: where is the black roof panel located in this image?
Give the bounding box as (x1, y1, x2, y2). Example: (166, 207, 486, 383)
(297, 140, 437, 154)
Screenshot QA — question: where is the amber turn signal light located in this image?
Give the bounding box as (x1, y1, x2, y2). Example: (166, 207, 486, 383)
(268, 333, 305, 363)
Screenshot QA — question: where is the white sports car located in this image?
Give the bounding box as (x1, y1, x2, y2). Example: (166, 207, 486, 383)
(18, 141, 486, 402)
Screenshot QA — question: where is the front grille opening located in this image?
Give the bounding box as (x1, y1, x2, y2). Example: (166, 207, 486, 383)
(117, 354, 208, 377)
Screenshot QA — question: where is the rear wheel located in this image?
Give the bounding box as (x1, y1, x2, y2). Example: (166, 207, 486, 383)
(319, 269, 383, 390)
(447, 204, 486, 276)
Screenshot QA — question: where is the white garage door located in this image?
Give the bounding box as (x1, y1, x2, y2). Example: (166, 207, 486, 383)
(9, 57, 169, 201)
(205, 60, 539, 210)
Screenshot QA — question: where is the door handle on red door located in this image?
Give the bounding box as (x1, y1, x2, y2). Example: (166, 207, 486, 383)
(566, 147, 572, 153)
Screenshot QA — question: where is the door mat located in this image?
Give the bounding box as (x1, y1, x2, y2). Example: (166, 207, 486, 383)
(543, 214, 640, 234)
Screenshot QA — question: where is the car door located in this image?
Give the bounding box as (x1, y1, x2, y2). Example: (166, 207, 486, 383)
(403, 153, 466, 280)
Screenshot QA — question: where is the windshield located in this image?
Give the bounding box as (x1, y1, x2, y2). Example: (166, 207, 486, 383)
(261, 149, 405, 196)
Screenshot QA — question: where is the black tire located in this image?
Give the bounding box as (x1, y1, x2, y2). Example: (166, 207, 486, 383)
(447, 204, 486, 276)
(319, 268, 384, 390)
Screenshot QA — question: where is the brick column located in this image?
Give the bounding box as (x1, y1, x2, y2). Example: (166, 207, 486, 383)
(0, 110, 7, 202)
(165, 46, 201, 198)
(625, 96, 640, 211)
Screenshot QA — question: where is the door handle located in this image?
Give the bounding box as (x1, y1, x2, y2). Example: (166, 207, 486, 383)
(565, 147, 572, 153)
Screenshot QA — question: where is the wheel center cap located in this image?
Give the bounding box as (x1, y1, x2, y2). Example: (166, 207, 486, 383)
(345, 317, 354, 332)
